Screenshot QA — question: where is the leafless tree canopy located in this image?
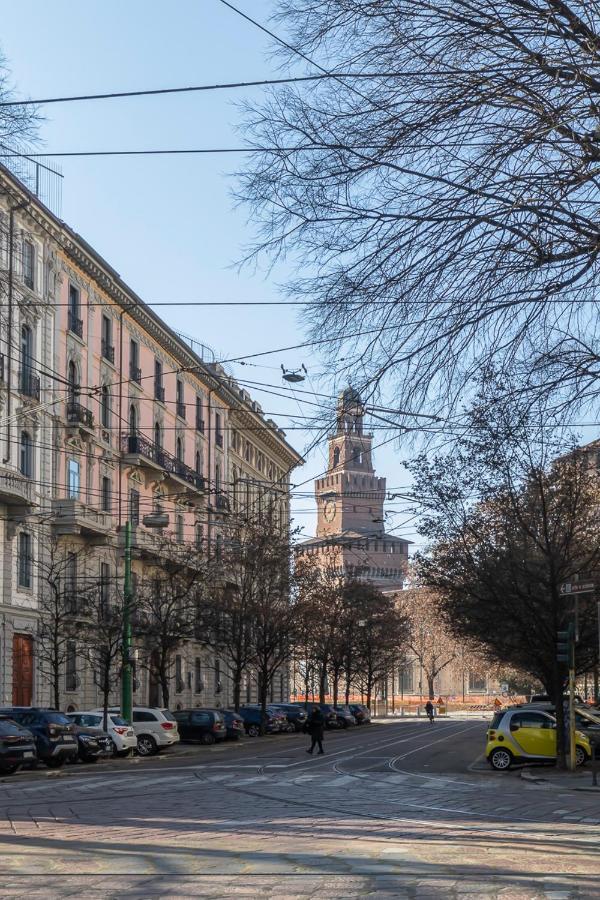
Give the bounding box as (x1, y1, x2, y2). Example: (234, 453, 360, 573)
(240, 1, 600, 418)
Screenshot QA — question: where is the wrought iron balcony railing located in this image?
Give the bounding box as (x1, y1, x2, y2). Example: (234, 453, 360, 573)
(196, 415, 205, 433)
(122, 433, 205, 491)
(130, 365, 142, 384)
(67, 401, 94, 428)
(101, 340, 115, 363)
(18, 370, 40, 400)
(154, 384, 165, 402)
(68, 311, 84, 338)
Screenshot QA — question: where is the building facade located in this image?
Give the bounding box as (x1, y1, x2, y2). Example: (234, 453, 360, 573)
(0, 164, 302, 712)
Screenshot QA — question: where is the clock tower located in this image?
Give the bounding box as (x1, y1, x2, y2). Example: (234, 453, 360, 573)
(315, 388, 385, 538)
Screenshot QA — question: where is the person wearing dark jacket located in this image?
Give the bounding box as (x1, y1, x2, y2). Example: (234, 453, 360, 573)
(306, 708, 325, 755)
(425, 700, 435, 724)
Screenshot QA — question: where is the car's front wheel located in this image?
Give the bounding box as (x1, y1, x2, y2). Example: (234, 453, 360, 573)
(45, 757, 65, 769)
(1, 764, 20, 775)
(200, 732, 216, 745)
(136, 735, 158, 757)
(575, 745, 588, 767)
(246, 724, 260, 737)
(489, 747, 513, 771)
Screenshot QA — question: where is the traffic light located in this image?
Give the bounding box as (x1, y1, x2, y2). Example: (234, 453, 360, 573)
(556, 623, 575, 666)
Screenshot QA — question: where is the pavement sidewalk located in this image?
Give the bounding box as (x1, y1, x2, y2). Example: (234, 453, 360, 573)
(521, 765, 600, 792)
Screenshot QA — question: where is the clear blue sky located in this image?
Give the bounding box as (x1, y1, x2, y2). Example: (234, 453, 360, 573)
(1, 1, 420, 546)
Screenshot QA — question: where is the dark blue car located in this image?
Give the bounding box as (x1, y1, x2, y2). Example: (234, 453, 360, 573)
(0, 708, 78, 768)
(236, 706, 280, 737)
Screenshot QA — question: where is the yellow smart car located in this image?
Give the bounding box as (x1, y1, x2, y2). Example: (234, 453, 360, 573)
(486, 708, 591, 770)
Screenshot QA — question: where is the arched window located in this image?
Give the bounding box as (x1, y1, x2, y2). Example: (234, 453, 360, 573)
(67, 360, 78, 402)
(100, 385, 111, 429)
(333, 447, 340, 468)
(20, 431, 33, 477)
(195, 451, 202, 474)
(128, 404, 137, 436)
(21, 324, 33, 373)
(353, 446, 362, 465)
(154, 421, 161, 448)
(176, 436, 183, 462)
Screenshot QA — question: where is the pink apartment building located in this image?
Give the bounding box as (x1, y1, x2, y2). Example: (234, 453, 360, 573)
(0, 163, 302, 712)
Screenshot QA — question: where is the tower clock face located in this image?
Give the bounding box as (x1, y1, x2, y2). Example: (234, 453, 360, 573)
(323, 499, 336, 522)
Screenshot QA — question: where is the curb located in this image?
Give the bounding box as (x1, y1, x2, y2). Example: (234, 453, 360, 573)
(520, 766, 600, 792)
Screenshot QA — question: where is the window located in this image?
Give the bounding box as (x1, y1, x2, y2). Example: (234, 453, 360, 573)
(176, 514, 184, 543)
(333, 446, 340, 467)
(67, 360, 78, 401)
(20, 431, 33, 477)
(245, 440, 251, 462)
(154, 358, 164, 401)
(215, 463, 221, 494)
(175, 655, 184, 693)
(194, 658, 203, 692)
(132, 710, 158, 723)
(176, 436, 183, 462)
(100, 562, 110, 617)
(176, 380, 186, 418)
(195, 450, 202, 475)
(65, 551, 77, 612)
(101, 315, 113, 362)
(129, 488, 140, 525)
(68, 284, 82, 337)
(128, 404, 137, 436)
(100, 385, 111, 429)
(399, 665, 414, 693)
(129, 339, 141, 382)
(67, 459, 80, 499)
(191, 711, 210, 724)
(21, 324, 33, 373)
(17, 532, 33, 588)
(65, 641, 77, 691)
(215, 413, 223, 447)
(101, 475, 112, 513)
(195, 396, 204, 432)
(23, 240, 34, 288)
(154, 421, 162, 449)
(511, 712, 554, 730)
(468, 672, 487, 693)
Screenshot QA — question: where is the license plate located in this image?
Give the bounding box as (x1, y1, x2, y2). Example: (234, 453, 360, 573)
(23, 751, 34, 758)
(62, 736, 75, 742)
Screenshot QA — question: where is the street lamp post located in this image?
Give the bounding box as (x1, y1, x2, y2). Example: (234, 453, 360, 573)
(121, 512, 169, 725)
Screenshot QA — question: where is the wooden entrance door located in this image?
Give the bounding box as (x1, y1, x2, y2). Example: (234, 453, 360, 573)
(12, 634, 33, 706)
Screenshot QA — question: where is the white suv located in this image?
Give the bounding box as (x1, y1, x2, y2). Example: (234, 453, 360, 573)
(97, 707, 180, 756)
(68, 711, 137, 756)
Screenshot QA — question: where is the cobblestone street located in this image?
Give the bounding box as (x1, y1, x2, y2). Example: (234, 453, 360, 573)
(0, 720, 598, 898)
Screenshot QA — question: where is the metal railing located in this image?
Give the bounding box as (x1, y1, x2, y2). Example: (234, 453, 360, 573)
(130, 365, 142, 384)
(196, 416, 205, 433)
(18, 369, 40, 400)
(101, 340, 115, 363)
(67, 401, 94, 428)
(176, 400, 186, 419)
(68, 310, 84, 338)
(215, 493, 230, 511)
(122, 433, 204, 490)
(154, 384, 165, 402)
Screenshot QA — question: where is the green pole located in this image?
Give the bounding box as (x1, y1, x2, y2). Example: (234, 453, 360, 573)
(121, 520, 133, 725)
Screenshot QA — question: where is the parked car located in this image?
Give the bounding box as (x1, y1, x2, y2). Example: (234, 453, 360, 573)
(213, 709, 245, 740)
(269, 704, 308, 732)
(349, 704, 372, 725)
(486, 707, 591, 770)
(522, 705, 600, 760)
(242, 704, 291, 732)
(293, 702, 338, 729)
(70, 724, 113, 763)
(0, 716, 37, 774)
(333, 706, 358, 728)
(237, 706, 281, 737)
(173, 709, 227, 745)
(0, 708, 78, 768)
(67, 711, 137, 756)
(525, 694, 585, 710)
(97, 706, 180, 756)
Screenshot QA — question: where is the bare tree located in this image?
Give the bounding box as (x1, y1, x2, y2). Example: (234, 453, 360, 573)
(239, 1, 600, 420)
(36, 541, 91, 710)
(400, 587, 458, 701)
(79, 575, 124, 732)
(410, 390, 600, 766)
(135, 538, 212, 708)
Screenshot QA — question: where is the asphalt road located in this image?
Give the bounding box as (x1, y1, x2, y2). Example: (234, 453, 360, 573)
(0, 718, 598, 898)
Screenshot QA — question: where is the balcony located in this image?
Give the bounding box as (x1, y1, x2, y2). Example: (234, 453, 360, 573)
(176, 401, 186, 419)
(67, 401, 94, 430)
(130, 365, 142, 385)
(18, 370, 40, 401)
(68, 311, 84, 339)
(51, 498, 113, 540)
(154, 384, 165, 402)
(101, 340, 115, 364)
(0, 467, 34, 507)
(215, 493, 230, 512)
(121, 433, 205, 494)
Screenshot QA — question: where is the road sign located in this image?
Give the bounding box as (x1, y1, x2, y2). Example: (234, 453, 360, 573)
(560, 582, 595, 595)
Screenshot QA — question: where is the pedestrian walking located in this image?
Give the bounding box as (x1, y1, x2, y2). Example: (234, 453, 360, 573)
(306, 707, 325, 755)
(425, 700, 435, 724)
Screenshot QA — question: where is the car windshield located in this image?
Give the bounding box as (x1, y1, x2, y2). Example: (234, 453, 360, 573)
(0, 720, 21, 735)
(45, 712, 72, 725)
(160, 710, 177, 722)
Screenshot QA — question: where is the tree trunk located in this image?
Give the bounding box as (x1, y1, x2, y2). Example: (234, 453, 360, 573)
(53, 645, 60, 710)
(159, 658, 170, 708)
(258, 669, 269, 735)
(332, 669, 340, 708)
(232, 664, 243, 712)
(319, 663, 327, 704)
(427, 674, 435, 701)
